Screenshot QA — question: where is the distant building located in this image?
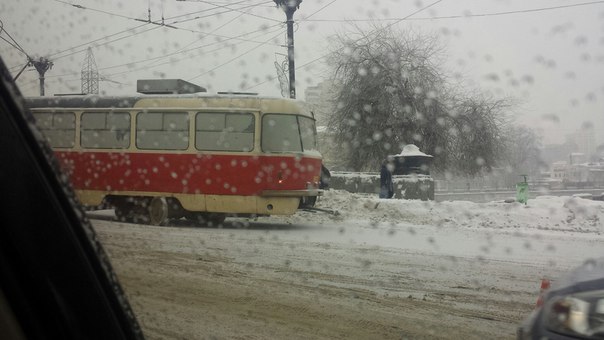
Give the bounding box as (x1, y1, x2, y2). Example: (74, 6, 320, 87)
(304, 80, 336, 127)
(548, 159, 604, 187)
(542, 125, 597, 168)
(565, 125, 596, 159)
(541, 143, 576, 167)
(551, 161, 568, 180)
(569, 152, 587, 165)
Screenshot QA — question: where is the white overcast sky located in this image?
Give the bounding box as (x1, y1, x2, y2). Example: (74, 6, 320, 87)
(1, 0, 604, 145)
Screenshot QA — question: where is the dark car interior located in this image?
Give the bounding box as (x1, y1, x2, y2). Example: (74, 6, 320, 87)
(0, 56, 143, 339)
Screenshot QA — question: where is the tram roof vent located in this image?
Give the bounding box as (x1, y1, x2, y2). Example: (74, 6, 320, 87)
(137, 79, 207, 94)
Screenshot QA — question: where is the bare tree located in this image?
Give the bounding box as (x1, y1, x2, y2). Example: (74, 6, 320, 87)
(326, 25, 511, 174)
(447, 94, 512, 175)
(501, 125, 544, 177)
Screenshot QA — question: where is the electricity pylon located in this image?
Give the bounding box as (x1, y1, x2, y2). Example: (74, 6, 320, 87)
(81, 47, 99, 94)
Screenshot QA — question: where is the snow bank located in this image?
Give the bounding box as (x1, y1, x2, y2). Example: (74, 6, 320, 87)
(310, 190, 604, 234)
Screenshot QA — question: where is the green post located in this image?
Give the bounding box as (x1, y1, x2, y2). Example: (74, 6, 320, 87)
(516, 175, 529, 205)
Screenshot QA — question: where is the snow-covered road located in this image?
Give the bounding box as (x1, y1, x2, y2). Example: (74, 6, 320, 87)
(89, 191, 604, 339)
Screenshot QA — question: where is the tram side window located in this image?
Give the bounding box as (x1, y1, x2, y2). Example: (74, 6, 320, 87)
(298, 116, 318, 152)
(81, 112, 130, 149)
(33, 112, 75, 148)
(196, 112, 254, 152)
(136, 112, 189, 150)
(262, 114, 302, 152)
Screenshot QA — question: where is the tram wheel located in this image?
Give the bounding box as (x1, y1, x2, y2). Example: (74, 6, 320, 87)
(149, 197, 169, 226)
(299, 196, 317, 209)
(114, 206, 133, 223)
(207, 213, 226, 227)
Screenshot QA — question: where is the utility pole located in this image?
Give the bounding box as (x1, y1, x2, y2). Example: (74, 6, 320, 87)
(81, 47, 99, 94)
(30, 57, 53, 96)
(273, 0, 302, 99)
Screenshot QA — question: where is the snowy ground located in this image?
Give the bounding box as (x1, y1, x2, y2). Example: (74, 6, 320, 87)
(306, 190, 604, 234)
(89, 191, 604, 339)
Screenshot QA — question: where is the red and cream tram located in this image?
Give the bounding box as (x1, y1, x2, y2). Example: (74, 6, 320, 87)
(26, 79, 322, 225)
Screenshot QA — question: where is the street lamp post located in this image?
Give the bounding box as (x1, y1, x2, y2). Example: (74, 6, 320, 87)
(31, 57, 53, 96)
(273, 0, 301, 99)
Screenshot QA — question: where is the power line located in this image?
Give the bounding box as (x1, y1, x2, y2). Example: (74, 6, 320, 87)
(142, 13, 281, 70)
(142, 1, 278, 72)
(244, 0, 443, 91)
(47, 0, 240, 59)
(47, 0, 582, 80)
(186, 0, 281, 23)
(53, 0, 139, 21)
(167, 0, 270, 20)
(52, 25, 160, 61)
(180, 0, 274, 8)
(300, 0, 338, 20)
(301, 0, 604, 22)
(51, 0, 267, 23)
(146, 10, 250, 67)
(48, 0, 276, 61)
(18, 27, 283, 91)
(99, 26, 285, 79)
(95, 23, 283, 73)
(167, 2, 275, 26)
(0, 19, 29, 56)
(0, 36, 24, 54)
(48, 23, 151, 59)
(188, 28, 285, 81)
(42, 23, 284, 80)
(107, 24, 283, 71)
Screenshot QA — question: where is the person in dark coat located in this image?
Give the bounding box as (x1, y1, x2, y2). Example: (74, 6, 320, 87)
(320, 163, 331, 189)
(379, 160, 394, 198)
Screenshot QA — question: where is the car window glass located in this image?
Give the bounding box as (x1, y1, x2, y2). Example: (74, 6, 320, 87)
(5, 0, 604, 338)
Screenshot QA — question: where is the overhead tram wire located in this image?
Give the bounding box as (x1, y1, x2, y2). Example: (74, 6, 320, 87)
(53, 0, 140, 21)
(243, 0, 443, 91)
(301, 0, 604, 22)
(183, 0, 274, 8)
(211, 0, 338, 91)
(299, 0, 338, 21)
(35, 21, 284, 79)
(0, 36, 25, 55)
(166, 0, 271, 20)
(52, 23, 284, 76)
(49, 5, 278, 59)
(100, 26, 286, 79)
(42, 23, 285, 80)
(26, 26, 285, 87)
(0, 19, 39, 80)
(19, 0, 274, 87)
(47, 23, 151, 59)
(148, 11, 250, 65)
(167, 2, 274, 26)
(0, 20, 28, 56)
(0, 19, 30, 66)
(225, 0, 604, 91)
(51, 25, 161, 61)
(51, 0, 266, 23)
(48, 0, 276, 61)
(187, 28, 286, 82)
(47, 1, 283, 72)
(257, 1, 604, 89)
(142, 7, 277, 70)
(189, 0, 281, 23)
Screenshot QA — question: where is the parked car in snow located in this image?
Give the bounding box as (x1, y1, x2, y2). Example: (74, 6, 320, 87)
(518, 258, 604, 339)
